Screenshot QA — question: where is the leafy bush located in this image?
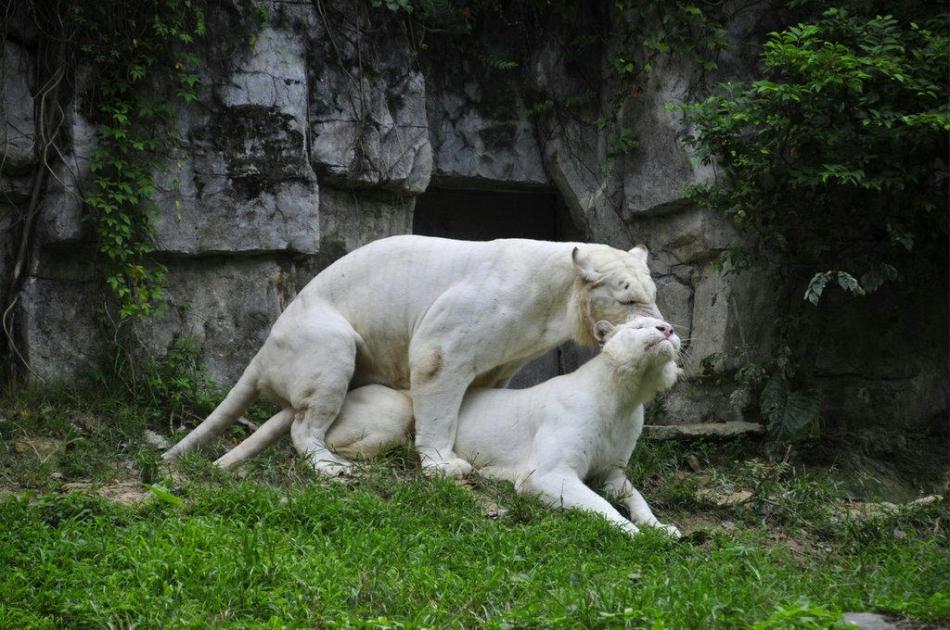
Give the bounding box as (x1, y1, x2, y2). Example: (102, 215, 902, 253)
(683, 7, 948, 303)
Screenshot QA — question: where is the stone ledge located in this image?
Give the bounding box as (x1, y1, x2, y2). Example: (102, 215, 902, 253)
(643, 421, 765, 440)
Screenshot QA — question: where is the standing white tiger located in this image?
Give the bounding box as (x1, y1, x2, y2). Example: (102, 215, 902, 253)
(163, 235, 666, 478)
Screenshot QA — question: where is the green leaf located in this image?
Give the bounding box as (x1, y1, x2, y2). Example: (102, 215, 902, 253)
(860, 263, 898, 293)
(782, 391, 820, 435)
(804, 272, 832, 305)
(835, 271, 865, 297)
(147, 484, 182, 506)
(760, 374, 787, 424)
(760, 375, 820, 440)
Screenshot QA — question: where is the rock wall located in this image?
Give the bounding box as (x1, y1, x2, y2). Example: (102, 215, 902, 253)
(1, 0, 945, 436)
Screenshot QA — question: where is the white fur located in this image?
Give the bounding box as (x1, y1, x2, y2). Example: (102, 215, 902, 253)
(320, 318, 683, 537)
(165, 235, 664, 478)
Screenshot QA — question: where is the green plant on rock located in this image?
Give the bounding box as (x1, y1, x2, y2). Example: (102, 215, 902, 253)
(614, 1, 729, 82)
(70, 0, 206, 318)
(682, 7, 949, 304)
(368, 0, 728, 135)
(759, 373, 820, 441)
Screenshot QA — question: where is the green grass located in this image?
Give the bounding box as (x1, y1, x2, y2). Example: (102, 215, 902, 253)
(0, 376, 947, 628)
(0, 469, 946, 629)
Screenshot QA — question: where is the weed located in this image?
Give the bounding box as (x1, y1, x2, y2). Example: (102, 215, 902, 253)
(751, 599, 849, 629)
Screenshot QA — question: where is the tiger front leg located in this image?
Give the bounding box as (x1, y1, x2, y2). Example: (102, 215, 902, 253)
(409, 347, 475, 478)
(521, 471, 641, 536)
(603, 469, 681, 538)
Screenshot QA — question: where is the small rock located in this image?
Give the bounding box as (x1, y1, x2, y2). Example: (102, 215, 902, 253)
(909, 494, 943, 507)
(50, 472, 63, 479)
(843, 502, 888, 519)
(698, 488, 753, 507)
(784, 537, 805, 555)
(842, 612, 899, 629)
(143, 430, 171, 450)
(721, 520, 735, 530)
(98, 481, 149, 505)
(485, 507, 510, 519)
(892, 528, 906, 540)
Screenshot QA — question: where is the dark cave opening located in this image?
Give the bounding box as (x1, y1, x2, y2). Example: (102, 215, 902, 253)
(412, 187, 582, 243)
(412, 186, 591, 388)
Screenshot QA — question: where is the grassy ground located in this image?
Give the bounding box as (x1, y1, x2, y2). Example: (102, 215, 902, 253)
(0, 378, 947, 629)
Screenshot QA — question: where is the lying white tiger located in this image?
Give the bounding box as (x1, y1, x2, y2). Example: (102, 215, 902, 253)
(219, 317, 682, 537)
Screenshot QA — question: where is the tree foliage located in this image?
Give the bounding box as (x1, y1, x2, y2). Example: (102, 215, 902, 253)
(683, 7, 948, 304)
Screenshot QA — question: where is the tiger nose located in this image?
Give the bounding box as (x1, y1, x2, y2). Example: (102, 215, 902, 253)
(656, 324, 674, 338)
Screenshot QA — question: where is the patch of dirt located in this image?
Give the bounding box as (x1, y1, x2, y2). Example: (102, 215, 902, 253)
(666, 513, 722, 537)
(453, 477, 511, 519)
(60, 480, 150, 504)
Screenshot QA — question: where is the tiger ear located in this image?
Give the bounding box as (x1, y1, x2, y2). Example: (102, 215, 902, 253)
(572, 247, 600, 283)
(630, 244, 649, 264)
(593, 320, 615, 345)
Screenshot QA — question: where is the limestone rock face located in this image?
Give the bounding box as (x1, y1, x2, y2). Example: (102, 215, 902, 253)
(152, 18, 320, 255)
(425, 64, 548, 189)
(34, 104, 98, 245)
(628, 207, 738, 271)
(622, 59, 715, 218)
(0, 41, 38, 325)
(542, 124, 631, 248)
(1, 42, 36, 174)
(19, 261, 107, 383)
(655, 381, 755, 426)
(132, 258, 296, 383)
(643, 421, 764, 440)
(307, 5, 431, 194)
(294, 187, 414, 289)
(654, 275, 693, 344)
(810, 287, 949, 431)
(0, 208, 18, 338)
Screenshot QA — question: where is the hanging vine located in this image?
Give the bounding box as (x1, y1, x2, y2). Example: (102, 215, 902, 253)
(3, 1, 206, 328)
(1, 2, 73, 376)
(70, 0, 206, 318)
